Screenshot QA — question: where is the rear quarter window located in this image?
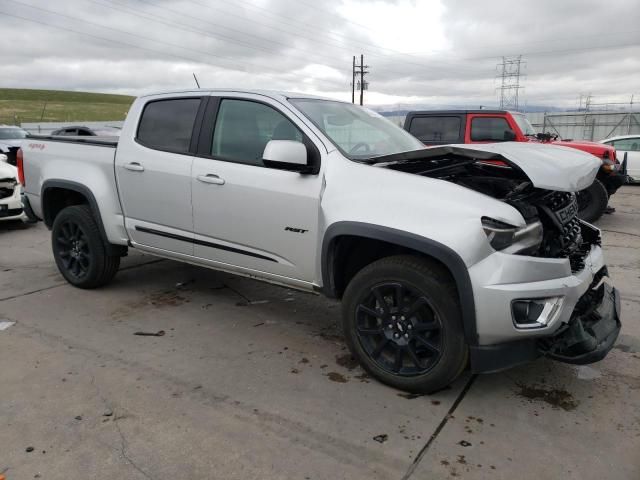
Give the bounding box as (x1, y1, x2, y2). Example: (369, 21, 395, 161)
(409, 116, 461, 143)
(137, 98, 201, 153)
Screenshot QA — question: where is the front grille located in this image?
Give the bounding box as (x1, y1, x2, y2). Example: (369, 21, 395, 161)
(537, 191, 600, 273)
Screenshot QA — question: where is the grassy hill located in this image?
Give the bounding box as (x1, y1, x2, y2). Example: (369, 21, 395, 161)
(0, 88, 134, 125)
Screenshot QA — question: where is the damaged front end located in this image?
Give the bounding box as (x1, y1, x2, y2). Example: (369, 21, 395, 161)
(540, 267, 621, 364)
(372, 144, 620, 366)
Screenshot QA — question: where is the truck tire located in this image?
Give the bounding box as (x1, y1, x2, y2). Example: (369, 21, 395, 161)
(342, 255, 468, 393)
(576, 179, 608, 223)
(51, 205, 120, 289)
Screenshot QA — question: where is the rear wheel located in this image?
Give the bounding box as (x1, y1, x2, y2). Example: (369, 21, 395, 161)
(52, 205, 120, 288)
(576, 179, 608, 223)
(342, 255, 468, 393)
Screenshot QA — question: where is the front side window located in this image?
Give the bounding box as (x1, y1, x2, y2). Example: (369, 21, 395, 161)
(409, 116, 461, 143)
(211, 99, 302, 166)
(470, 117, 514, 142)
(137, 98, 201, 153)
(290, 99, 424, 160)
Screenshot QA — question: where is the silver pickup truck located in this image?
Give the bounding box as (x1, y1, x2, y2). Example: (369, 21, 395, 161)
(19, 89, 621, 393)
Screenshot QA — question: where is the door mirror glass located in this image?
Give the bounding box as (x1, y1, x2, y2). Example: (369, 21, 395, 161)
(263, 140, 309, 172)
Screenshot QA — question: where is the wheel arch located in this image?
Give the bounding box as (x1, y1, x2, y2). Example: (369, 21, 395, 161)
(42, 179, 126, 256)
(321, 221, 478, 345)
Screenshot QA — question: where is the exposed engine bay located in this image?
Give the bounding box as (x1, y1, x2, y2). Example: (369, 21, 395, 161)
(377, 151, 601, 272)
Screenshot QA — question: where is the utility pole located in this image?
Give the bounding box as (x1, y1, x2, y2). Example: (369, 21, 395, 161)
(351, 54, 369, 105)
(496, 55, 524, 111)
(351, 56, 356, 104)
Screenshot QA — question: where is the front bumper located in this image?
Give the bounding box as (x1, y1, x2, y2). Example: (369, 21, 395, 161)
(468, 231, 621, 373)
(470, 268, 620, 373)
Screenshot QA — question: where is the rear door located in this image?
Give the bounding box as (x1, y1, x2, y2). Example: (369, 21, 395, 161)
(405, 114, 464, 145)
(190, 93, 324, 285)
(115, 94, 205, 255)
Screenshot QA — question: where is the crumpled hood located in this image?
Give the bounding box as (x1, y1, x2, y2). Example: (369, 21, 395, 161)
(0, 160, 17, 180)
(445, 142, 600, 192)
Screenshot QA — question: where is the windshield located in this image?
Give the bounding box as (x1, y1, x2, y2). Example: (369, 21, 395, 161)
(512, 113, 536, 136)
(0, 127, 28, 140)
(290, 99, 424, 160)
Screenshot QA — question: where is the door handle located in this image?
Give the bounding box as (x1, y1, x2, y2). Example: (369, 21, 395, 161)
(197, 174, 225, 185)
(124, 162, 145, 172)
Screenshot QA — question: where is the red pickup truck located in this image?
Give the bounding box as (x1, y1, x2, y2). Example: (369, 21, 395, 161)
(404, 110, 627, 222)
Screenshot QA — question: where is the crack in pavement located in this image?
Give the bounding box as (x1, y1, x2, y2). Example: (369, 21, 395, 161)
(90, 375, 156, 480)
(400, 374, 478, 480)
(601, 229, 640, 238)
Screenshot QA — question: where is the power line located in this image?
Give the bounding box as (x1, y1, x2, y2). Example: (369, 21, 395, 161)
(0, 9, 283, 77)
(3, 0, 295, 74)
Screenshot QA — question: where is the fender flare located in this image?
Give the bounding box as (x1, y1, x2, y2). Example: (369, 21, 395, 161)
(321, 221, 478, 345)
(41, 179, 125, 256)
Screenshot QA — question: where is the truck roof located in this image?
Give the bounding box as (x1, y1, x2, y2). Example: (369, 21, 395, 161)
(406, 110, 521, 115)
(138, 88, 340, 103)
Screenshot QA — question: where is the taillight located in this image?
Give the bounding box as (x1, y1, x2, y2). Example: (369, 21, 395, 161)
(17, 147, 25, 186)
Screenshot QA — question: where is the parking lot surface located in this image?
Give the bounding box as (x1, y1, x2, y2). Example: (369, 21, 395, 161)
(1, 188, 639, 480)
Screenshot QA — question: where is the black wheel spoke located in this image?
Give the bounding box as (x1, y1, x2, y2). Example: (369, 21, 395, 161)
(413, 322, 439, 333)
(57, 236, 70, 246)
(394, 283, 404, 309)
(372, 287, 389, 314)
(357, 326, 383, 336)
(415, 336, 440, 354)
(357, 304, 383, 319)
(371, 338, 390, 359)
(406, 344, 422, 368)
(406, 296, 429, 318)
(393, 347, 403, 372)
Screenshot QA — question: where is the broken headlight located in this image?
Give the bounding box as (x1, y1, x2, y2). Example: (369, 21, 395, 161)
(482, 217, 543, 255)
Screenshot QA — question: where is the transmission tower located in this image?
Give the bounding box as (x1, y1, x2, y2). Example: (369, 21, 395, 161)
(496, 55, 524, 111)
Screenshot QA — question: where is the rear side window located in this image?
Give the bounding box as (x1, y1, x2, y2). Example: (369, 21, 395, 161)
(409, 116, 461, 142)
(211, 99, 302, 166)
(137, 98, 201, 153)
(470, 117, 513, 141)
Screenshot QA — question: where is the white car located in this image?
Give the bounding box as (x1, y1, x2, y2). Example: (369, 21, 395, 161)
(0, 125, 29, 166)
(0, 154, 25, 221)
(601, 135, 640, 182)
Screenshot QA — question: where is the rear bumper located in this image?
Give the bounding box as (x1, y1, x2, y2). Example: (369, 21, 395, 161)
(471, 268, 621, 373)
(21, 193, 40, 223)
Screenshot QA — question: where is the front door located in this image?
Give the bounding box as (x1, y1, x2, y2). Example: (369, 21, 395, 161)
(191, 95, 324, 285)
(115, 96, 203, 255)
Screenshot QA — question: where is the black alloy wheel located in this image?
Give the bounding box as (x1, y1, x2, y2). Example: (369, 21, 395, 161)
(55, 220, 92, 280)
(355, 282, 443, 376)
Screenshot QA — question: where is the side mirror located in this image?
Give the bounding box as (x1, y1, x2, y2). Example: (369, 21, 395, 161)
(263, 140, 311, 172)
(0, 154, 7, 163)
(503, 130, 516, 141)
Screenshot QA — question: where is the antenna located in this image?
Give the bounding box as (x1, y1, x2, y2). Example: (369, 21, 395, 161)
(193, 73, 201, 89)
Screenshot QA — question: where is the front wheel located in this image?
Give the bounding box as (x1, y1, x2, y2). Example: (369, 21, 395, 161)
(52, 205, 120, 289)
(342, 255, 468, 393)
(576, 179, 608, 223)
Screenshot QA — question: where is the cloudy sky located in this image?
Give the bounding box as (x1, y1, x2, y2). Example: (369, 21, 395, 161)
(1, 0, 638, 109)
